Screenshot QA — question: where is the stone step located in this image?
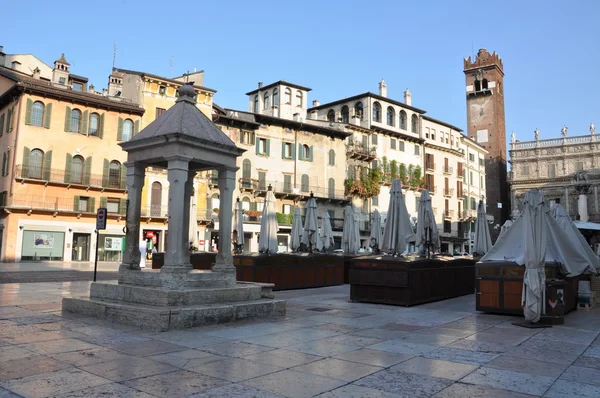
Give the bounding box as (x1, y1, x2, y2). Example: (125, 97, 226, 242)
(118, 269, 237, 289)
(62, 296, 286, 332)
(90, 282, 266, 306)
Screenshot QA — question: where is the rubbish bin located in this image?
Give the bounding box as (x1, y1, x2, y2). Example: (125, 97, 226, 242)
(541, 279, 567, 325)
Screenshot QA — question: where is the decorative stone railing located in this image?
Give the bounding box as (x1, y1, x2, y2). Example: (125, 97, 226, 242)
(513, 134, 596, 150)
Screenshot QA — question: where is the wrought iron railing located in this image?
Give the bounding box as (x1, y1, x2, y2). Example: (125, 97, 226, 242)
(14, 165, 124, 189)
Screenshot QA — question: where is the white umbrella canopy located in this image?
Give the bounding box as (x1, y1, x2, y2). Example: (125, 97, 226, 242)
(343, 205, 361, 254)
(290, 206, 303, 252)
(321, 211, 334, 251)
(497, 219, 513, 242)
(473, 200, 492, 255)
(234, 198, 244, 253)
(381, 179, 416, 254)
(189, 194, 198, 250)
(259, 187, 279, 254)
(301, 195, 319, 252)
(416, 189, 440, 256)
(369, 209, 383, 251)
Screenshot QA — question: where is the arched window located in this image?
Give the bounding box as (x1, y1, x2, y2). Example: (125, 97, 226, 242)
(70, 109, 81, 132)
(301, 174, 309, 192)
(482, 79, 488, 90)
(327, 109, 335, 122)
(253, 95, 259, 112)
(241, 196, 251, 211)
(242, 159, 251, 179)
(29, 149, 43, 179)
(71, 155, 84, 184)
(372, 102, 381, 122)
(328, 178, 335, 199)
(354, 102, 364, 120)
(295, 90, 303, 107)
(474, 80, 481, 92)
(264, 91, 270, 109)
(399, 110, 407, 130)
(328, 149, 335, 165)
(302, 144, 310, 159)
(151, 182, 162, 216)
(284, 88, 292, 104)
(89, 113, 99, 136)
(272, 88, 279, 107)
(386, 106, 395, 126)
(341, 106, 349, 123)
(411, 114, 418, 134)
(122, 119, 133, 141)
(210, 193, 220, 210)
(108, 160, 121, 188)
(31, 101, 44, 127)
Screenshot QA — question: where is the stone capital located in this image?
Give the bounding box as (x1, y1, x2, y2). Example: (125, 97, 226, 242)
(124, 161, 146, 174)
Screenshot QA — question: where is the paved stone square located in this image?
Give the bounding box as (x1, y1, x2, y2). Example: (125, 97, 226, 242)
(1, 281, 600, 397)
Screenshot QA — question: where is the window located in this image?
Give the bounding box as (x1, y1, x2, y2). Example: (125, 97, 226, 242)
(354, 102, 364, 120)
(89, 113, 99, 136)
(151, 182, 162, 216)
(272, 88, 279, 107)
(479, 158, 484, 167)
(284, 88, 292, 104)
(482, 79, 488, 90)
(70, 109, 82, 132)
(470, 171, 474, 184)
(469, 153, 475, 162)
(108, 161, 121, 188)
(29, 149, 43, 179)
(302, 144, 310, 160)
(443, 220, 451, 233)
(72, 83, 82, 92)
(372, 134, 378, 145)
(480, 176, 484, 189)
(341, 106, 349, 123)
(282, 204, 292, 214)
(411, 114, 418, 134)
(372, 195, 378, 206)
(328, 149, 335, 165)
(548, 164, 556, 178)
(399, 110, 407, 130)
(242, 159, 251, 179)
(301, 174, 309, 192)
(386, 107, 395, 126)
(576, 162, 584, 171)
(107, 198, 120, 213)
(399, 141, 405, 151)
(159, 86, 166, 95)
(372, 102, 381, 122)
(474, 80, 481, 92)
(390, 139, 396, 150)
(264, 91, 270, 109)
(328, 178, 335, 199)
(122, 119, 133, 141)
(156, 107, 166, 118)
(253, 95, 259, 112)
(414, 145, 420, 155)
(31, 101, 44, 127)
(283, 142, 293, 159)
(78, 196, 88, 212)
(327, 109, 335, 122)
(283, 174, 292, 193)
(59, 77, 66, 85)
(295, 90, 303, 107)
(471, 197, 477, 210)
(258, 138, 268, 155)
(242, 197, 251, 211)
(71, 155, 84, 184)
(242, 130, 254, 145)
(258, 171, 266, 190)
(522, 165, 529, 176)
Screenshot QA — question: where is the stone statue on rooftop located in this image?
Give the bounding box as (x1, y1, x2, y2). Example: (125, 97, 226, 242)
(591, 123, 596, 135)
(534, 128, 540, 141)
(511, 131, 516, 144)
(561, 125, 568, 137)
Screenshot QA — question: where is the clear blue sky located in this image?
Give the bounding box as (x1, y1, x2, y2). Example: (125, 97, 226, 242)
(2, 0, 599, 144)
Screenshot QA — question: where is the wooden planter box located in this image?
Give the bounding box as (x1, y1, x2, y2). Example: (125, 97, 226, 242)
(476, 261, 579, 315)
(152, 252, 216, 270)
(349, 256, 477, 306)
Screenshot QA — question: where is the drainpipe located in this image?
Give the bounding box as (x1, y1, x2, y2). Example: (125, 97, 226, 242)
(9, 89, 24, 199)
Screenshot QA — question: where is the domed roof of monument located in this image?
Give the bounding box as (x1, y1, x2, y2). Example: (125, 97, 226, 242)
(127, 82, 237, 148)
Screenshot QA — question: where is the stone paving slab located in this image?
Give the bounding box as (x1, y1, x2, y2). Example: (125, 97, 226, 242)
(2, 282, 600, 397)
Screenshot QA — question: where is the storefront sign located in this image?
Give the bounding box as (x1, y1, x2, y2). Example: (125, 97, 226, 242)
(33, 233, 54, 249)
(104, 237, 123, 251)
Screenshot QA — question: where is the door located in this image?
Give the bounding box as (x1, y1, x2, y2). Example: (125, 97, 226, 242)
(72, 233, 90, 261)
(151, 182, 162, 216)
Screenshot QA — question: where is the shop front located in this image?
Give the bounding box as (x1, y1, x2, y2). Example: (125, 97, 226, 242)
(98, 233, 125, 262)
(142, 229, 163, 260)
(21, 229, 66, 261)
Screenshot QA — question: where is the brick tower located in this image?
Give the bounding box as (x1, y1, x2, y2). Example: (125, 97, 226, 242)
(463, 48, 509, 242)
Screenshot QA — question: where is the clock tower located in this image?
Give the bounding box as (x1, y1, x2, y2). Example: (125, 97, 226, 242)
(464, 48, 509, 241)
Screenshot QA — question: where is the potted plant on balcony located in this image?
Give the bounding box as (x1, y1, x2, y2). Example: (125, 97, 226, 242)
(245, 210, 262, 221)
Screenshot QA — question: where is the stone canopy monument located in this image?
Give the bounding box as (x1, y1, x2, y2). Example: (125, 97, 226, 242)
(63, 83, 286, 331)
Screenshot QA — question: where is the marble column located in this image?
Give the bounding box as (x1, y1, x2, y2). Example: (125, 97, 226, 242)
(119, 161, 145, 272)
(213, 167, 237, 273)
(579, 194, 589, 222)
(594, 185, 598, 215)
(163, 155, 192, 269)
(565, 187, 570, 213)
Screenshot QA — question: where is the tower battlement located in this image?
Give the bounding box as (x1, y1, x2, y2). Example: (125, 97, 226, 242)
(464, 48, 504, 73)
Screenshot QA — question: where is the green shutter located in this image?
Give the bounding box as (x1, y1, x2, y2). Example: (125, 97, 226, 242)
(120, 164, 127, 189)
(119, 198, 127, 215)
(43, 150, 52, 181)
(266, 139, 270, 156)
(43, 103, 52, 129)
(25, 99, 33, 125)
(255, 138, 260, 155)
(0, 114, 4, 135)
(102, 159, 109, 187)
(22, 147, 30, 178)
(98, 113, 105, 139)
(87, 197, 96, 213)
(64, 106, 72, 132)
(73, 196, 80, 212)
(134, 120, 140, 135)
(281, 141, 285, 159)
(291, 143, 296, 160)
(100, 196, 107, 209)
(1, 152, 5, 176)
(298, 144, 303, 160)
(81, 110, 88, 135)
(117, 117, 124, 141)
(309, 146, 314, 162)
(6, 108, 11, 133)
(83, 156, 92, 185)
(64, 153, 72, 183)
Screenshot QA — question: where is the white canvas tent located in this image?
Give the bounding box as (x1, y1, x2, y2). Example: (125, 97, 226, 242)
(473, 200, 492, 255)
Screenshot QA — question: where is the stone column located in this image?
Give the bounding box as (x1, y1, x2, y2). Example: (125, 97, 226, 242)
(595, 185, 598, 215)
(213, 166, 237, 274)
(579, 194, 589, 222)
(565, 187, 570, 213)
(119, 161, 145, 272)
(181, 170, 196, 252)
(163, 155, 192, 269)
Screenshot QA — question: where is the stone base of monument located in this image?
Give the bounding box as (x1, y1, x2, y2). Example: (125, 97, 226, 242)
(62, 269, 286, 332)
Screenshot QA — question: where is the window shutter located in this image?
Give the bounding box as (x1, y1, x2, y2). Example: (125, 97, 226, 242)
(88, 197, 96, 213)
(100, 196, 107, 209)
(0, 114, 4, 136)
(291, 143, 296, 160)
(64, 153, 72, 183)
(98, 113, 105, 139)
(134, 120, 140, 135)
(64, 107, 72, 132)
(73, 195, 80, 211)
(298, 145, 303, 161)
(239, 130, 243, 143)
(1, 152, 5, 176)
(43, 151, 52, 181)
(83, 156, 92, 185)
(25, 99, 33, 125)
(120, 164, 127, 189)
(22, 147, 30, 178)
(255, 138, 260, 155)
(43, 103, 52, 129)
(6, 108, 11, 133)
(309, 146, 314, 162)
(119, 198, 127, 215)
(117, 117, 124, 141)
(281, 141, 285, 159)
(102, 159, 109, 187)
(266, 139, 270, 157)
(81, 110, 89, 135)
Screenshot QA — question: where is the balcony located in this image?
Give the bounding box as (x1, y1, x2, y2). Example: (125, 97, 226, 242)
(6, 194, 125, 216)
(197, 208, 216, 222)
(239, 178, 258, 192)
(346, 143, 377, 162)
(140, 205, 169, 219)
(444, 209, 454, 219)
(426, 185, 436, 194)
(14, 165, 125, 191)
(443, 166, 454, 176)
(443, 188, 454, 197)
(207, 172, 219, 188)
(425, 162, 436, 173)
(462, 189, 468, 198)
(457, 169, 464, 179)
(255, 181, 350, 202)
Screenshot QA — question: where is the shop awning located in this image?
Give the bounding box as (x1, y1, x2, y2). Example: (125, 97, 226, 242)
(574, 221, 600, 231)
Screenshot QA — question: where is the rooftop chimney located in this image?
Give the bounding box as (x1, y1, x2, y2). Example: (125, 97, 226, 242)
(404, 88, 412, 106)
(312, 100, 320, 107)
(32, 67, 41, 79)
(89, 84, 95, 93)
(258, 82, 263, 88)
(379, 79, 387, 97)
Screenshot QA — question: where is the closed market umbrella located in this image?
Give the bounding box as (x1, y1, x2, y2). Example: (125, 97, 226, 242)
(497, 219, 513, 242)
(473, 199, 492, 255)
(381, 179, 416, 255)
(321, 211, 334, 251)
(369, 209, 383, 252)
(416, 189, 440, 257)
(342, 205, 360, 254)
(259, 185, 279, 254)
(234, 198, 244, 253)
(290, 206, 303, 252)
(301, 193, 319, 252)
